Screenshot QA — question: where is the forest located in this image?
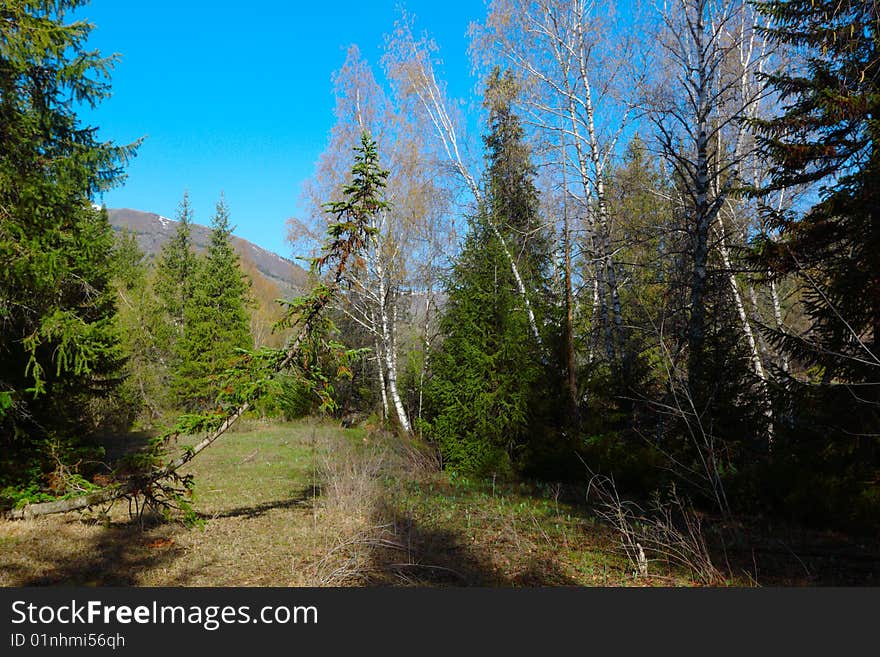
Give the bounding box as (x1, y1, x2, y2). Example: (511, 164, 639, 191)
(0, 0, 877, 587)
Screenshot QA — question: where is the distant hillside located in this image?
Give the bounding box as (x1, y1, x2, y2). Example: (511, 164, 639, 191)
(106, 208, 307, 292)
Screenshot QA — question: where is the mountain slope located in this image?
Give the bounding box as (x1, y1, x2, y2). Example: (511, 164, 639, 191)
(106, 208, 307, 292)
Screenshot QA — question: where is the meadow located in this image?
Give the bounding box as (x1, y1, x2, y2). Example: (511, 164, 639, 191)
(2, 419, 874, 587)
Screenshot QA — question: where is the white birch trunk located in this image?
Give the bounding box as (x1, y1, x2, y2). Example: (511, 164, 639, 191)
(374, 334, 389, 419)
(576, 13, 624, 363)
(716, 213, 775, 444)
(376, 248, 411, 434)
(406, 57, 542, 346)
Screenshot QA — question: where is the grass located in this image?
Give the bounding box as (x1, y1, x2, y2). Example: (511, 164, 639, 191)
(0, 418, 353, 586)
(0, 418, 876, 587)
(374, 471, 657, 586)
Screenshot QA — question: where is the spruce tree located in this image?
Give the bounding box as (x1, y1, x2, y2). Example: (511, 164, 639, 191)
(0, 1, 137, 489)
(425, 69, 557, 475)
(172, 197, 253, 411)
(752, 0, 879, 526)
(426, 219, 545, 475)
(154, 191, 197, 335)
(754, 0, 879, 381)
(483, 69, 553, 272)
(607, 135, 677, 386)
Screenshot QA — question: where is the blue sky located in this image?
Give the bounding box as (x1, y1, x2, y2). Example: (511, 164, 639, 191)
(76, 1, 486, 258)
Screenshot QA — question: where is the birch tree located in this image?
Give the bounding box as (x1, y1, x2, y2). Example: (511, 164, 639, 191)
(383, 11, 543, 347)
(473, 1, 649, 383)
(651, 0, 771, 385)
(291, 45, 449, 433)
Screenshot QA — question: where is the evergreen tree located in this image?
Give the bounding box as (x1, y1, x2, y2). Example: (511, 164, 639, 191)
(754, 0, 879, 380)
(424, 69, 557, 476)
(172, 197, 253, 411)
(153, 192, 198, 392)
(425, 219, 545, 475)
(0, 1, 137, 489)
(154, 191, 197, 335)
(112, 230, 166, 424)
(483, 68, 553, 273)
(750, 0, 879, 526)
(606, 134, 678, 394)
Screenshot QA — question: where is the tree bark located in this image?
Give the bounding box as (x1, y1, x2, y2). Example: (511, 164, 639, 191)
(375, 243, 411, 433)
(374, 334, 389, 419)
(561, 139, 579, 424)
(382, 293, 411, 433)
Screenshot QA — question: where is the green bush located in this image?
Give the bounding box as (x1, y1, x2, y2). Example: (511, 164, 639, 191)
(251, 371, 310, 421)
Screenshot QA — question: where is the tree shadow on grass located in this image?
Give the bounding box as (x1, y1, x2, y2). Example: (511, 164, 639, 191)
(363, 499, 579, 587)
(16, 518, 195, 586)
(11, 482, 325, 586)
(198, 485, 319, 521)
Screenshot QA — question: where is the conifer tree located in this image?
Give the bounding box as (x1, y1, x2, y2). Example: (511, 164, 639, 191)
(754, 0, 879, 382)
(425, 69, 557, 475)
(0, 1, 137, 488)
(751, 0, 879, 525)
(608, 134, 677, 383)
(154, 191, 197, 335)
(172, 197, 253, 411)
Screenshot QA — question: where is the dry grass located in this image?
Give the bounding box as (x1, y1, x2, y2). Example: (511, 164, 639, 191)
(0, 419, 354, 586)
(309, 431, 393, 585)
(0, 419, 445, 587)
(587, 475, 726, 585)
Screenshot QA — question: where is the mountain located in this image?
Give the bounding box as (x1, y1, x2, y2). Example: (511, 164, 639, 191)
(106, 208, 307, 292)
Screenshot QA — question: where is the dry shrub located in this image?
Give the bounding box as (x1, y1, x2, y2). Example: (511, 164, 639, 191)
(588, 474, 726, 586)
(311, 523, 407, 585)
(316, 434, 385, 525)
(309, 432, 392, 584)
(381, 429, 441, 478)
(308, 429, 442, 585)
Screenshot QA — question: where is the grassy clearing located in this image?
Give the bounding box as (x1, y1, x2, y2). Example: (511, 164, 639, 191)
(0, 418, 352, 586)
(0, 418, 876, 587)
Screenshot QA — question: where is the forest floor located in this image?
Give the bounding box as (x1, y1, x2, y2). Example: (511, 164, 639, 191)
(0, 418, 877, 586)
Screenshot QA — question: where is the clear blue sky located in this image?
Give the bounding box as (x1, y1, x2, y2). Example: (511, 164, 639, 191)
(76, 0, 485, 258)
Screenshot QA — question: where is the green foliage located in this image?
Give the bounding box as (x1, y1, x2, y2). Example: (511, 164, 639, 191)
(0, 0, 137, 490)
(154, 192, 198, 331)
(0, 438, 106, 512)
(172, 197, 254, 411)
(270, 132, 384, 416)
(749, 0, 880, 528)
(424, 69, 559, 476)
(425, 219, 541, 476)
(0, 391, 12, 417)
(110, 229, 168, 426)
(0, 484, 59, 509)
(263, 374, 315, 420)
(753, 0, 880, 383)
